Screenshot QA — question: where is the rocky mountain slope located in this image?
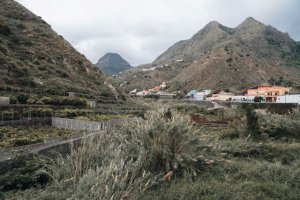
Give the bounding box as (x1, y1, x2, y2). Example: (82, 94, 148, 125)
(95, 53, 131, 76)
(117, 17, 300, 93)
(0, 0, 118, 97)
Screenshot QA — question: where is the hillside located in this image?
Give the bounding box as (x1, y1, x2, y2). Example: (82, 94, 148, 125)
(95, 53, 131, 76)
(0, 0, 118, 97)
(117, 17, 300, 93)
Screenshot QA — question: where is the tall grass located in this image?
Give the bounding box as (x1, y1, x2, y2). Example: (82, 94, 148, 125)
(8, 109, 216, 199)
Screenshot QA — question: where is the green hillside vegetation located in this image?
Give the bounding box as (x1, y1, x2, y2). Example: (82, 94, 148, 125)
(0, 0, 119, 98)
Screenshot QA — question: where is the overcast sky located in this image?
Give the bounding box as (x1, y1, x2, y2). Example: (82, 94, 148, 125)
(16, 0, 300, 66)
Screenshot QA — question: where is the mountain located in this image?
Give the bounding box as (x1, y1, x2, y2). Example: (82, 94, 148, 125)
(117, 17, 300, 92)
(0, 0, 119, 98)
(95, 53, 131, 76)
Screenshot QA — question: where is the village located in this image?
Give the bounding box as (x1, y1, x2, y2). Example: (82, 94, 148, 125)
(129, 83, 300, 104)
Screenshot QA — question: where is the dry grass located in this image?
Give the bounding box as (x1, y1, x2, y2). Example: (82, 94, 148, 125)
(4, 109, 216, 199)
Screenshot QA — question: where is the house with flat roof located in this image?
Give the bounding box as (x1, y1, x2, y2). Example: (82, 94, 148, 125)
(243, 84, 290, 102)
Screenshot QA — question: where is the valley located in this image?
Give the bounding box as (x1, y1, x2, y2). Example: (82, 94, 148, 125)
(0, 0, 300, 199)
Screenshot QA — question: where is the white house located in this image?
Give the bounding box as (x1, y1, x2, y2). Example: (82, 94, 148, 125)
(0, 97, 10, 105)
(276, 95, 300, 104)
(203, 90, 212, 95)
(194, 92, 206, 101)
(130, 89, 137, 95)
(87, 101, 96, 109)
(160, 82, 167, 90)
(186, 89, 211, 101)
(136, 90, 150, 97)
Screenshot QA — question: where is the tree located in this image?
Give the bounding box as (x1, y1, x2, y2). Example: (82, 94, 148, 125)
(254, 96, 264, 102)
(245, 106, 261, 141)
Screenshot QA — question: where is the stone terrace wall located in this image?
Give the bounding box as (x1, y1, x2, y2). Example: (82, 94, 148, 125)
(51, 117, 125, 131)
(0, 117, 51, 127)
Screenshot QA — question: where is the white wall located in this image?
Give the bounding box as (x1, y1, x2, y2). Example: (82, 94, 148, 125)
(0, 97, 10, 105)
(231, 96, 254, 102)
(276, 95, 300, 104)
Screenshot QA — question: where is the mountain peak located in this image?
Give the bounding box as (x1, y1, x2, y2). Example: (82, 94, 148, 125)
(244, 17, 257, 22)
(236, 17, 266, 35)
(202, 20, 233, 33)
(205, 21, 220, 27)
(238, 17, 264, 28)
(104, 52, 120, 57)
(96, 53, 131, 76)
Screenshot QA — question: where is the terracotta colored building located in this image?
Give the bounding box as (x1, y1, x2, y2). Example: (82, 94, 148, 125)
(243, 84, 290, 102)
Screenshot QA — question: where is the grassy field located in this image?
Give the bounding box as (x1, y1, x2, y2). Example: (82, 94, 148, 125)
(1, 101, 299, 199)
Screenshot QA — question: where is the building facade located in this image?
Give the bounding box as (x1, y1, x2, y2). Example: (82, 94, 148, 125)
(244, 84, 290, 102)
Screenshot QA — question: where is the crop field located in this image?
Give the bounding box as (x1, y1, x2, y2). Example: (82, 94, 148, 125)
(0, 126, 78, 148)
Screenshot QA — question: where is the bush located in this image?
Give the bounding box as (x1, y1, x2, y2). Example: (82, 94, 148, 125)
(39, 96, 86, 106)
(16, 94, 29, 104)
(0, 24, 11, 36)
(16, 110, 217, 199)
(245, 106, 261, 141)
(134, 110, 211, 174)
(172, 103, 207, 115)
(260, 110, 300, 140)
(0, 153, 49, 191)
(9, 96, 17, 104)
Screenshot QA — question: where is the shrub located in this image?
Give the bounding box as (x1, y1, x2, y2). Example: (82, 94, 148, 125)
(40, 96, 53, 105)
(21, 109, 217, 199)
(0, 24, 11, 36)
(172, 103, 207, 115)
(16, 94, 29, 104)
(9, 96, 17, 104)
(260, 110, 300, 140)
(0, 153, 49, 191)
(245, 106, 261, 141)
(40, 96, 86, 106)
(132, 110, 210, 174)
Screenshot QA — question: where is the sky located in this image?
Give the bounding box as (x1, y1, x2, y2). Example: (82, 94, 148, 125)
(16, 0, 300, 66)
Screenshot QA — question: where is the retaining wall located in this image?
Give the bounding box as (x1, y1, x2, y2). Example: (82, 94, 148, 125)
(0, 117, 51, 127)
(217, 101, 299, 114)
(51, 117, 125, 131)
